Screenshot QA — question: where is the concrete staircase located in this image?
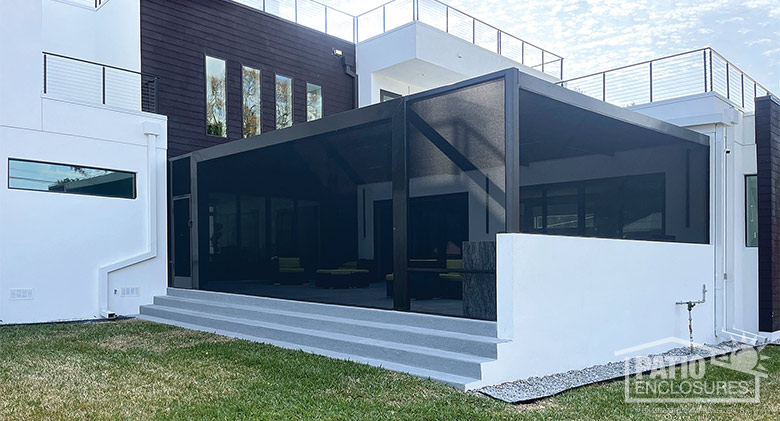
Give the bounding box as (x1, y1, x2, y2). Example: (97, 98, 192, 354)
(138, 288, 501, 390)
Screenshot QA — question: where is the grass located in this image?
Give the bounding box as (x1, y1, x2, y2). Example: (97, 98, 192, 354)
(0, 319, 778, 420)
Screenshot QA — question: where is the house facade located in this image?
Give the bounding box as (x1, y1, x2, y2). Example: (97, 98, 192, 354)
(1, 0, 778, 390)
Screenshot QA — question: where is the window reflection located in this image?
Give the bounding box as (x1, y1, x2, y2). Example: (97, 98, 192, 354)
(275, 75, 293, 129)
(242, 66, 262, 137)
(306, 83, 322, 122)
(206, 56, 227, 137)
(8, 159, 135, 199)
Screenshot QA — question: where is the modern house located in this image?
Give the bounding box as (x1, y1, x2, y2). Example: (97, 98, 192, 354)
(1, 0, 778, 391)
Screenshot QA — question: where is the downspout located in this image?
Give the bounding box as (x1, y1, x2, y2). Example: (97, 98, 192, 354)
(715, 119, 768, 344)
(341, 55, 359, 109)
(98, 122, 161, 318)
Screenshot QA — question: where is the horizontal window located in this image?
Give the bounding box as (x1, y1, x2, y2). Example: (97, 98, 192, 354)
(8, 159, 136, 199)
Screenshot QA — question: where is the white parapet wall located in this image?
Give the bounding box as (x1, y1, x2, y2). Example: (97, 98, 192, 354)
(479, 233, 715, 386)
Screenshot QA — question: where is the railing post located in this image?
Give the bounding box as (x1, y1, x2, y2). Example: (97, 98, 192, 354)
(497, 31, 502, 55)
(154, 78, 159, 114)
(413, 0, 418, 20)
(520, 41, 524, 64)
(324, 7, 328, 33)
(709, 49, 713, 92)
(741, 73, 745, 108)
(354, 15, 358, 43)
(702, 49, 707, 94)
(649, 61, 653, 102)
(560, 58, 563, 80)
(541, 50, 545, 74)
(294, 0, 298, 23)
(726, 63, 730, 99)
(102, 66, 106, 105)
(262, 0, 266, 12)
(445, 7, 449, 33)
(43, 54, 47, 94)
(472, 19, 475, 44)
(602, 72, 606, 102)
(383, 5, 386, 32)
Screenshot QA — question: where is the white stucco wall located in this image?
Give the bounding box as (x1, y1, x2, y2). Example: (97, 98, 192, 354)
(0, 0, 168, 324)
(479, 233, 715, 386)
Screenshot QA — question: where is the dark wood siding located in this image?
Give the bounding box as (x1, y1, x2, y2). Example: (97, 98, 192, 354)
(141, 0, 356, 157)
(756, 95, 780, 332)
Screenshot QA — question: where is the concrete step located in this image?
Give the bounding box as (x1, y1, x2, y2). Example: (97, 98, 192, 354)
(138, 313, 481, 390)
(153, 295, 501, 358)
(139, 304, 490, 380)
(165, 288, 496, 338)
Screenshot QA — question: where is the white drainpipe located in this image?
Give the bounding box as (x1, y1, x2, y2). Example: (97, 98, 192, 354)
(98, 122, 161, 318)
(714, 117, 768, 345)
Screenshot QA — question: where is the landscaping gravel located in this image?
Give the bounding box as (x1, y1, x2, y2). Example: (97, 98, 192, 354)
(479, 340, 756, 403)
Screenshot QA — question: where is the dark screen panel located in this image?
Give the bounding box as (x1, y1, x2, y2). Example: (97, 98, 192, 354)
(518, 88, 709, 244)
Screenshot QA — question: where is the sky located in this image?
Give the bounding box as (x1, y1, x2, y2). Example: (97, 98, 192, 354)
(320, 0, 780, 93)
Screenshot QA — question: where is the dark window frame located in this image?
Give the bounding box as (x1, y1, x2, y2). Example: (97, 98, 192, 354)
(204, 53, 228, 138)
(7, 158, 137, 200)
(746, 174, 758, 247)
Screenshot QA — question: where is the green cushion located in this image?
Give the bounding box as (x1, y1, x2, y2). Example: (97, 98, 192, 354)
(341, 261, 358, 269)
(439, 273, 463, 281)
(446, 259, 463, 270)
(385, 273, 394, 281)
(278, 257, 301, 268)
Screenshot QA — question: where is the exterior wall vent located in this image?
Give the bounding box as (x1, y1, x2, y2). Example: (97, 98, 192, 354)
(120, 287, 140, 297)
(9, 289, 34, 300)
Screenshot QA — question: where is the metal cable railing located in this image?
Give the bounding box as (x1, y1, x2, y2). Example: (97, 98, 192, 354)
(43, 52, 159, 114)
(229, 0, 564, 79)
(356, 0, 564, 79)
(232, 0, 356, 42)
(558, 48, 771, 111)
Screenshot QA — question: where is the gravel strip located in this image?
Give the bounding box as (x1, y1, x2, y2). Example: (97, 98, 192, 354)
(479, 340, 758, 403)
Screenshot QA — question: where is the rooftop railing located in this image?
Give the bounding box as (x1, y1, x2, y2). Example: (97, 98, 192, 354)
(232, 0, 356, 42)
(558, 48, 771, 112)
(229, 0, 564, 79)
(43, 52, 159, 114)
(356, 0, 564, 79)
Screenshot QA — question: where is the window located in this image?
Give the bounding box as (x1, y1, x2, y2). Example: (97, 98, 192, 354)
(746, 175, 758, 247)
(306, 83, 323, 122)
(8, 159, 135, 199)
(275, 75, 293, 129)
(242, 66, 262, 138)
(206, 56, 227, 137)
(380, 89, 401, 102)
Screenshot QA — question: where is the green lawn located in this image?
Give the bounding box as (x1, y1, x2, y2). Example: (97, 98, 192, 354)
(0, 319, 779, 420)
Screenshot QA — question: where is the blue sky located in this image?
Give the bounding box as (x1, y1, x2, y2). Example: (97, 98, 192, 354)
(321, 0, 780, 93)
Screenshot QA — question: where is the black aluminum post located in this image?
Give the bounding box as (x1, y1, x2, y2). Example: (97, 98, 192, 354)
(102, 66, 106, 104)
(741, 73, 745, 108)
(391, 100, 409, 311)
(324, 7, 328, 33)
(649, 61, 653, 102)
(505, 70, 520, 233)
(602, 72, 606, 102)
(703, 50, 707, 93)
(542, 50, 545, 74)
(43, 54, 47, 94)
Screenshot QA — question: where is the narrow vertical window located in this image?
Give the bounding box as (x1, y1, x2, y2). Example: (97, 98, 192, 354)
(746, 175, 758, 247)
(306, 83, 323, 122)
(275, 75, 293, 129)
(205, 56, 227, 137)
(242, 66, 262, 137)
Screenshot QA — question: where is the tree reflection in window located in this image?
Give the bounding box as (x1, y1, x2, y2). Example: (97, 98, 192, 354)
(276, 75, 293, 129)
(206, 56, 227, 137)
(242, 66, 262, 137)
(306, 83, 322, 122)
